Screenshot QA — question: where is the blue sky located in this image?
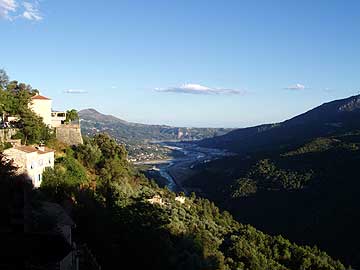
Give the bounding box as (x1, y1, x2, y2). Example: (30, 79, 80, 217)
(0, 0, 359, 127)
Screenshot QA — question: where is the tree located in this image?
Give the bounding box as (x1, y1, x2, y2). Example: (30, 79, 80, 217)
(98, 158, 130, 208)
(15, 110, 54, 145)
(0, 89, 13, 122)
(94, 133, 127, 161)
(65, 109, 79, 123)
(231, 178, 257, 198)
(75, 140, 102, 168)
(0, 69, 9, 89)
(41, 156, 88, 202)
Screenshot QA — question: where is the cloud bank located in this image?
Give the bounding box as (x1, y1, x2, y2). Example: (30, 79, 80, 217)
(156, 83, 244, 95)
(284, 83, 306, 90)
(0, 0, 42, 21)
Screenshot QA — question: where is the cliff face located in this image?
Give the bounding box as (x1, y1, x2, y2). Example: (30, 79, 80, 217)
(56, 125, 83, 146)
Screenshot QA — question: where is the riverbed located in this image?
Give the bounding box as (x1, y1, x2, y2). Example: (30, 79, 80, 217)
(140, 142, 234, 193)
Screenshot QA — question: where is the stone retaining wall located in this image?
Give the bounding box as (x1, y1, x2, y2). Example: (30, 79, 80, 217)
(0, 128, 18, 143)
(56, 125, 83, 146)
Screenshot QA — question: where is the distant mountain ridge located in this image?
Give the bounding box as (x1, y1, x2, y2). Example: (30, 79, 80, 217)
(199, 94, 360, 153)
(79, 108, 232, 143)
(79, 108, 130, 124)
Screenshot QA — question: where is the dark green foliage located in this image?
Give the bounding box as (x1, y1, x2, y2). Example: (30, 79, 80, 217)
(37, 134, 346, 270)
(283, 137, 359, 156)
(93, 133, 127, 161)
(5, 80, 38, 115)
(65, 109, 79, 123)
(222, 227, 345, 270)
(248, 159, 313, 191)
(15, 109, 55, 145)
(0, 71, 53, 144)
(186, 131, 360, 268)
(74, 137, 102, 168)
(231, 178, 257, 198)
(41, 155, 88, 201)
(0, 141, 12, 151)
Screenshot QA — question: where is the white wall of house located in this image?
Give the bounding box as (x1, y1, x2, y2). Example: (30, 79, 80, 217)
(29, 98, 53, 127)
(3, 147, 55, 188)
(51, 112, 67, 128)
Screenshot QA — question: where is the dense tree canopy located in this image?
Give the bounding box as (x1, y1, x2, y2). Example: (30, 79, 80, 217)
(0, 70, 53, 144)
(37, 134, 347, 270)
(65, 109, 79, 123)
(185, 131, 360, 268)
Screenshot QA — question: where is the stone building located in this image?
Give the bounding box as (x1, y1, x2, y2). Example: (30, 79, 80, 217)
(28, 93, 83, 145)
(3, 145, 55, 188)
(147, 195, 165, 205)
(29, 94, 53, 126)
(29, 94, 67, 128)
(51, 111, 67, 127)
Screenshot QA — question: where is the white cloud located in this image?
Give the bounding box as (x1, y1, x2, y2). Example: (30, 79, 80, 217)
(284, 83, 306, 90)
(0, 0, 17, 19)
(0, 0, 42, 21)
(22, 1, 42, 21)
(156, 83, 244, 95)
(64, 89, 88, 94)
(111, 86, 117, 89)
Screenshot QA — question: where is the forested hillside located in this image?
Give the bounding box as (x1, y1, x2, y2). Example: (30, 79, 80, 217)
(1, 133, 347, 270)
(0, 71, 353, 269)
(199, 95, 360, 154)
(186, 131, 360, 268)
(79, 108, 232, 144)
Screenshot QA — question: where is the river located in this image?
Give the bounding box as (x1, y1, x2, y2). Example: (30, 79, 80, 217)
(144, 142, 234, 193)
(158, 162, 178, 191)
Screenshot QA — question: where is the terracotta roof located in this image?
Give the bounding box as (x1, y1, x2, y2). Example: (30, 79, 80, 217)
(13, 145, 55, 154)
(13, 145, 38, 153)
(31, 94, 51, 100)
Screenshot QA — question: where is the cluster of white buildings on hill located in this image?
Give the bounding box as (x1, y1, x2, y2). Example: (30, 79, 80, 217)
(3, 93, 69, 188)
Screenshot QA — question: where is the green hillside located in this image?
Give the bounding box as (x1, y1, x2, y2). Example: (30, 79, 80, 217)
(199, 95, 360, 154)
(0, 72, 353, 269)
(0, 133, 348, 270)
(185, 131, 360, 268)
(79, 108, 232, 144)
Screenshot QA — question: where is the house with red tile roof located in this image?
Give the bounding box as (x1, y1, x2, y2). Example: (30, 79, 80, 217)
(3, 145, 55, 188)
(29, 94, 67, 128)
